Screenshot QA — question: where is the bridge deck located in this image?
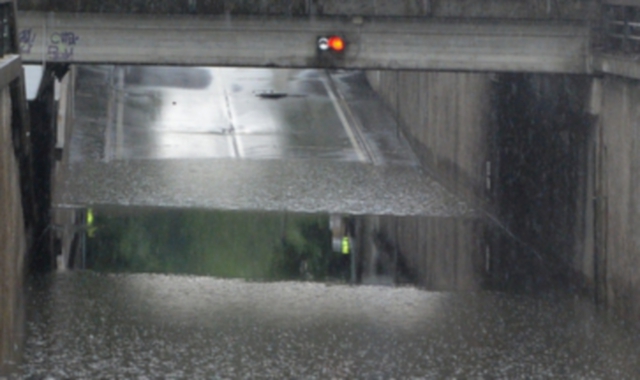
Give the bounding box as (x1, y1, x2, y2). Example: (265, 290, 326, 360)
(18, 11, 590, 73)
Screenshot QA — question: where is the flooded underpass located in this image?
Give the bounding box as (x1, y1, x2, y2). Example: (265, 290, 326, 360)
(3, 64, 640, 378)
(9, 208, 640, 378)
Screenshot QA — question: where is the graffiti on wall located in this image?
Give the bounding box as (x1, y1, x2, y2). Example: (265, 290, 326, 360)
(48, 31, 80, 60)
(19, 28, 36, 54)
(18, 29, 81, 60)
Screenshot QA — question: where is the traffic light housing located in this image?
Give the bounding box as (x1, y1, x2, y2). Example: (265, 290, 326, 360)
(317, 35, 346, 67)
(317, 36, 345, 52)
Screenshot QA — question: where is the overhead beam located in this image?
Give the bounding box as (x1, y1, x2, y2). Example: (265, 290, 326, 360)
(594, 53, 640, 81)
(17, 11, 591, 73)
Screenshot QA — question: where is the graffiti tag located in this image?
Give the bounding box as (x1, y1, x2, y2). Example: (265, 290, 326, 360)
(19, 28, 36, 54)
(47, 31, 80, 61)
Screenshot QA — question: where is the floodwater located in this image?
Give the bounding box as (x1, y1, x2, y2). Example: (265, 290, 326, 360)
(8, 268, 640, 378)
(2, 208, 638, 378)
(3, 65, 640, 378)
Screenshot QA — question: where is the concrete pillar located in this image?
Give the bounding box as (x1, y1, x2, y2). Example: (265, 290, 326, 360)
(598, 75, 640, 319)
(0, 85, 26, 375)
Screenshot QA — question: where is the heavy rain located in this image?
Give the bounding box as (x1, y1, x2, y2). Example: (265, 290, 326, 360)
(3, 1, 640, 378)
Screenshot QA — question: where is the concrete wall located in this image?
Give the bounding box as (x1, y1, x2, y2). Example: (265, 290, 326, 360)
(597, 75, 640, 319)
(367, 69, 597, 292)
(491, 74, 595, 290)
(367, 71, 493, 206)
(0, 86, 25, 375)
(368, 68, 640, 321)
(365, 70, 495, 293)
(17, 0, 598, 19)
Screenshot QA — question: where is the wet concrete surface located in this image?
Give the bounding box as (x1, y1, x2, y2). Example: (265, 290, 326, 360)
(8, 272, 640, 379)
(54, 65, 472, 216)
(0, 87, 26, 377)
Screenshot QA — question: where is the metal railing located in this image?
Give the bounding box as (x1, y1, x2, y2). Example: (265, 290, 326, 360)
(604, 4, 640, 53)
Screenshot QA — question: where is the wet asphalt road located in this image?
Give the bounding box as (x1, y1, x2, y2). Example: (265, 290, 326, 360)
(103, 66, 366, 162)
(54, 65, 472, 216)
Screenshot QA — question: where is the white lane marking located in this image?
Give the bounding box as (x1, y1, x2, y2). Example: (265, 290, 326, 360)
(103, 78, 113, 162)
(321, 75, 367, 163)
(115, 67, 125, 160)
(214, 68, 244, 159)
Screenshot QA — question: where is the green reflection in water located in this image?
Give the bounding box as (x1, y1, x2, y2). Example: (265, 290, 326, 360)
(86, 209, 349, 281)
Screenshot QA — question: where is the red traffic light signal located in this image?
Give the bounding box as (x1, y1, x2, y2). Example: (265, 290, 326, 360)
(328, 36, 345, 52)
(318, 36, 345, 52)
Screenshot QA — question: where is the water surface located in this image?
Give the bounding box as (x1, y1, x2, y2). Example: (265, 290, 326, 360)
(11, 272, 640, 379)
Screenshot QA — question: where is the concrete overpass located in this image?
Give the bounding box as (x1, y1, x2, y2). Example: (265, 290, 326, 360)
(17, 11, 592, 73)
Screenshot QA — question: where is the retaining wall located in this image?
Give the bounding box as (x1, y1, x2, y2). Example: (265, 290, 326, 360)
(0, 85, 25, 375)
(597, 75, 640, 319)
(366, 70, 599, 295)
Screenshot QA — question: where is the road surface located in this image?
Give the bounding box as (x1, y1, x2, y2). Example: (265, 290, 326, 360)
(54, 65, 473, 216)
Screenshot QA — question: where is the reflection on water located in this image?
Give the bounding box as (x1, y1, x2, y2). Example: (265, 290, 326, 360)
(84, 208, 348, 282)
(69, 207, 494, 288)
(56, 207, 581, 292)
(5, 207, 640, 378)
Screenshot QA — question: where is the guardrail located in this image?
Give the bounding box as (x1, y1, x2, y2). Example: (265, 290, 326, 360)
(604, 3, 640, 53)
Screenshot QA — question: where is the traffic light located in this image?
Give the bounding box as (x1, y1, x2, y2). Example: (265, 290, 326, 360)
(317, 36, 346, 53)
(316, 35, 346, 67)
